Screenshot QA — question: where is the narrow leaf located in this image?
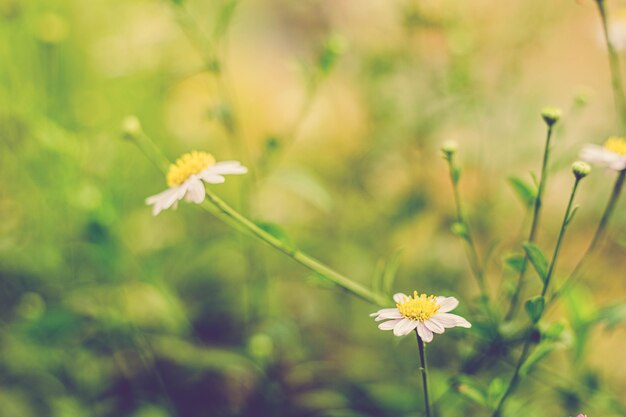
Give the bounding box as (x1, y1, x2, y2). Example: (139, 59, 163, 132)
(522, 242, 548, 283)
(507, 176, 537, 207)
(520, 342, 557, 376)
(524, 295, 545, 323)
(451, 222, 469, 241)
(504, 253, 525, 273)
(455, 376, 488, 407)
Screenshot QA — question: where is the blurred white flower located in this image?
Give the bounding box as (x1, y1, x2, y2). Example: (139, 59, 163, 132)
(580, 136, 626, 171)
(602, 19, 626, 51)
(146, 151, 247, 216)
(370, 291, 471, 342)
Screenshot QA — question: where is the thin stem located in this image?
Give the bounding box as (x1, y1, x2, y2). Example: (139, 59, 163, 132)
(127, 132, 387, 307)
(415, 331, 432, 417)
(542, 178, 580, 297)
(203, 189, 387, 305)
(596, 0, 626, 130)
(506, 124, 554, 320)
(492, 177, 582, 417)
(445, 155, 489, 301)
(553, 170, 626, 300)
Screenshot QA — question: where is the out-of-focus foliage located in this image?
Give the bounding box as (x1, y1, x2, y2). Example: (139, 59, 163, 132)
(1, 0, 626, 416)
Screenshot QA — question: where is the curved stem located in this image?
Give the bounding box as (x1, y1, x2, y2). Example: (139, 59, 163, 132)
(445, 155, 489, 302)
(542, 178, 580, 297)
(127, 131, 387, 306)
(506, 124, 554, 320)
(492, 177, 582, 417)
(552, 170, 625, 301)
(597, 0, 626, 130)
(415, 331, 432, 417)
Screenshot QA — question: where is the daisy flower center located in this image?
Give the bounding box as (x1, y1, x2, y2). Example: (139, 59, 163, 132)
(603, 136, 626, 156)
(396, 291, 441, 321)
(166, 151, 216, 187)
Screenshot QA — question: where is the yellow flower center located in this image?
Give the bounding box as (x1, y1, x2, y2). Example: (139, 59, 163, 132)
(396, 291, 441, 321)
(166, 151, 216, 187)
(604, 136, 626, 156)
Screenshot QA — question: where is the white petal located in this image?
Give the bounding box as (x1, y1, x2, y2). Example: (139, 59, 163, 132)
(370, 308, 398, 316)
(416, 322, 434, 343)
(375, 311, 403, 321)
(393, 293, 408, 303)
(437, 296, 459, 313)
(145, 185, 186, 216)
(378, 319, 402, 331)
(609, 158, 626, 171)
(424, 318, 445, 334)
(198, 161, 247, 184)
(393, 318, 418, 336)
(434, 313, 472, 329)
(184, 177, 206, 204)
(198, 171, 226, 184)
(209, 160, 248, 175)
(580, 145, 623, 169)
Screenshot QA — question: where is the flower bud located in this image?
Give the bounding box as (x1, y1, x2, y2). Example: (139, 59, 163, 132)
(122, 116, 142, 140)
(441, 140, 458, 159)
(572, 161, 591, 180)
(541, 107, 562, 127)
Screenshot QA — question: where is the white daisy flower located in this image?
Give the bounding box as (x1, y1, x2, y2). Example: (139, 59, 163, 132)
(580, 136, 626, 171)
(370, 291, 471, 343)
(146, 151, 247, 216)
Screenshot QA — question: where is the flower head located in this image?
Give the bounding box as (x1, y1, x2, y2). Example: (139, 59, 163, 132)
(370, 291, 471, 342)
(541, 106, 561, 126)
(580, 136, 626, 171)
(146, 151, 247, 216)
(572, 161, 591, 180)
(441, 140, 458, 159)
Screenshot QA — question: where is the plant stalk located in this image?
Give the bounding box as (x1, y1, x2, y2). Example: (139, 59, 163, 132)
(416, 331, 432, 417)
(506, 124, 554, 320)
(492, 176, 582, 417)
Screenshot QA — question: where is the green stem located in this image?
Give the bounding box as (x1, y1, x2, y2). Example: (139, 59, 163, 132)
(445, 155, 489, 301)
(415, 331, 432, 417)
(596, 0, 626, 130)
(492, 177, 582, 417)
(553, 170, 626, 300)
(203, 189, 387, 305)
(505, 124, 554, 320)
(542, 178, 580, 297)
(127, 131, 387, 307)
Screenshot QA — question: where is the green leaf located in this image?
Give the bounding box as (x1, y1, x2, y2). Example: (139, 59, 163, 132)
(595, 303, 626, 330)
(566, 206, 579, 225)
(487, 378, 505, 410)
(543, 321, 565, 340)
(318, 35, 346, 74)
(455, 376, 488, 407)
(507, 176, 536, 207)
(451, 165, 462, 184)
(522, 242, 548, 283)
(214, 0, 239, 39)
(371, 250, 402, 295)
(256, 221, 295, 249)
(520, 341, 557, 376)
(504, 253, 525, 273)
(524, 295, 545, 324)
(306, 273, 338, 290)
(451, 222, 469, 241)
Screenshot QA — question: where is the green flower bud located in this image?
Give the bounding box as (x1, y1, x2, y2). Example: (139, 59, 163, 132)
(541, 107, 562, 126)
(441, 140, 458, 159)
(122, 116, 142, 140)
(572, 161, 591, 180)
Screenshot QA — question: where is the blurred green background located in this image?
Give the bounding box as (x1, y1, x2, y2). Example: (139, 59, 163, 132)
(2, 0, 626, 416)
